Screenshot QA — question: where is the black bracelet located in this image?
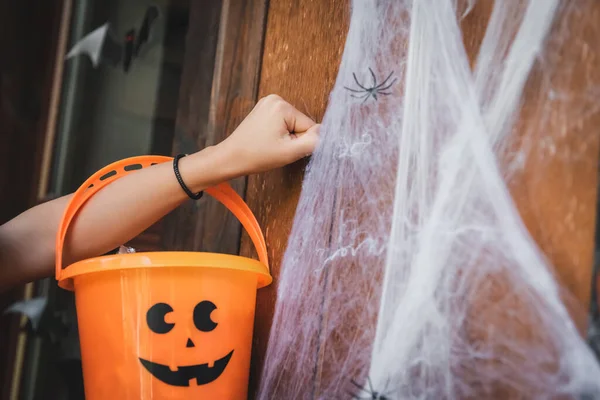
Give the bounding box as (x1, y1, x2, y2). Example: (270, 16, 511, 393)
(173, 154, 203, 200)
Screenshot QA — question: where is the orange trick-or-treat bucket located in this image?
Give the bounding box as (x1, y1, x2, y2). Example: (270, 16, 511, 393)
(55, 156, 271, 400)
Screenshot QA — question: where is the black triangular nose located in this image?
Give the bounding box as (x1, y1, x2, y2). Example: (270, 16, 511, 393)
(186, 338, 195, 348)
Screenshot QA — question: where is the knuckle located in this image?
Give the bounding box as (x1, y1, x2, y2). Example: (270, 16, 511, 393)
(263, 94, 283, 104)
(273, 100, 289, 112)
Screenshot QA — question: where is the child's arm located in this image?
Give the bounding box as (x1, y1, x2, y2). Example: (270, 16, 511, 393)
(0, 95, 319, 291)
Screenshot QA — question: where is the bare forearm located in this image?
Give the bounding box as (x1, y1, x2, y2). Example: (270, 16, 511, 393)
(0, 195, 72, 290)
(0, 145, 235, 291)
(0, 94, 321, 292)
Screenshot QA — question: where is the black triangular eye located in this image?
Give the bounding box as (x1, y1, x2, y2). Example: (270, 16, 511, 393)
(147, 303, 175, 334)
(193, 301, 217, 332)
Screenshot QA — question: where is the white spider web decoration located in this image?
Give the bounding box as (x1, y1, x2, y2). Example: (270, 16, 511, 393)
(257, 1, 600, 399)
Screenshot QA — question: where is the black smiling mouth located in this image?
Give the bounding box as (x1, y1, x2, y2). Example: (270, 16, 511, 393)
(139, 350, 234, 386)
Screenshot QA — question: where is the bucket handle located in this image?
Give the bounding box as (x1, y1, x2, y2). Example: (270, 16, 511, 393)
(55, 155, 268, 282)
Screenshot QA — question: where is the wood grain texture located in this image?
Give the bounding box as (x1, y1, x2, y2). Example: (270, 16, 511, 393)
(194, 0, 268, 255)
(514, 2, 600, 327)
(243, 0, 600, 397)
(239, 0, 350, 397)
(461, 3, 600, 395)
(459, 0, 600, 332)
(162, 0, 223, 252)
(163, 0, 268, 256)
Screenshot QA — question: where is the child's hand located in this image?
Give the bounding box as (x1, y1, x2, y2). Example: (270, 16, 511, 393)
(218, 94, 321, 175)
(0, 95, 320, 289)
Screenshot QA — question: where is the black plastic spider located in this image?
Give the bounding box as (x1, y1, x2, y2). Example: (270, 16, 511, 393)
(344, 68, 397, 103)
(348, 377, 392, 400)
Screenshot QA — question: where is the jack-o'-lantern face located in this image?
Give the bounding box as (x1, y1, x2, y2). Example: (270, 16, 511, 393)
(138, 300, 233, 387)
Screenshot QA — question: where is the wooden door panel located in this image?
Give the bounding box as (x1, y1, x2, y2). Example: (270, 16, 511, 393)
(242, 0, 600, 397)
(240, 0, 350, 396)
(163, 0, 268, 257)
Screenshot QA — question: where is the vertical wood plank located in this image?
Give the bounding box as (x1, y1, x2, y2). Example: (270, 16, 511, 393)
(460, 3, 600, 396)
(239, 1, 350, 397)
(458, 0, 600, 333)
(513, 1, 600, 324)
(164, 0, 268, 256)
(162, 0, 223, 251)
(194, 0, 268, 255)
(244, 0, 600, 397)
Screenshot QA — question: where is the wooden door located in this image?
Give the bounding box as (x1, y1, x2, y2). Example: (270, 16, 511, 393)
(162, 0, 268, 256)
(240, 1, 350, 396)
(241, 0, 600, 397)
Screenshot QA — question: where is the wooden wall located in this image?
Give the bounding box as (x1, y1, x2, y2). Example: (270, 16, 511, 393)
(459, 0, 600, 329)
(241, 0, 600, 397)
(163, 0, 268, 257)
(240, 0, 350, 396)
